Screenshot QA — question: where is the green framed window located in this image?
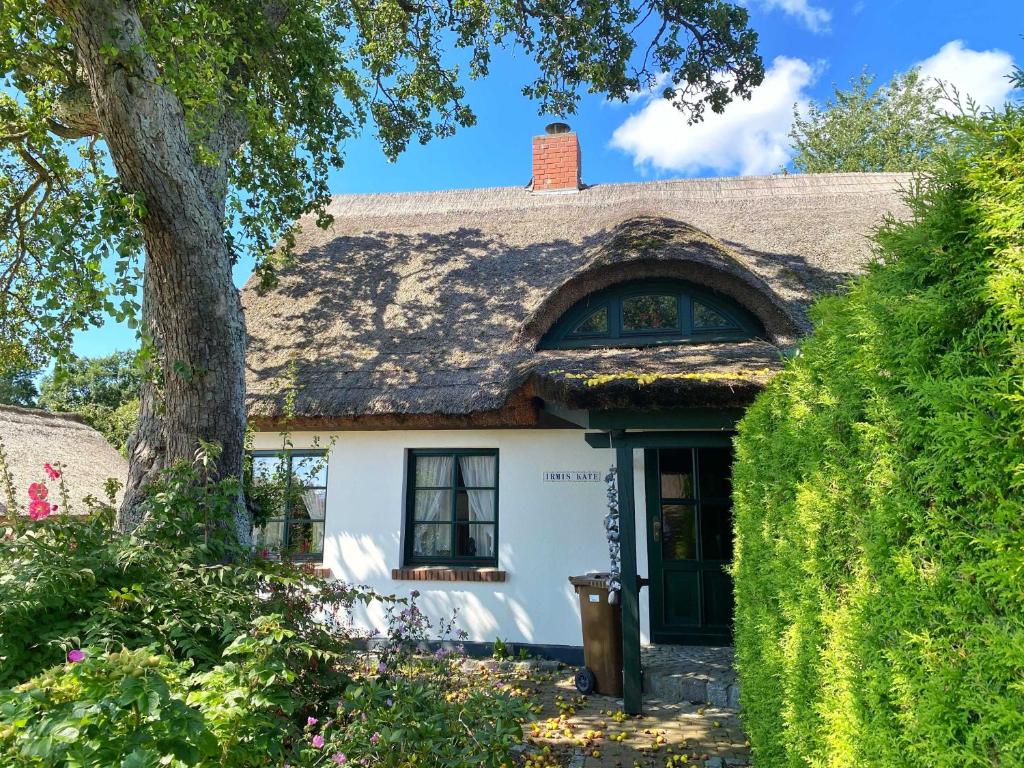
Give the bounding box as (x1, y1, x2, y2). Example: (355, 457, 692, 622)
(404, 449, 498, 567)
(539, 279, 765, 349)
(250, 451, 328, 561)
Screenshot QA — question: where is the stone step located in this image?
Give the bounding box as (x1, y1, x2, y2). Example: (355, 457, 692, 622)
(641, 645, 741, 709)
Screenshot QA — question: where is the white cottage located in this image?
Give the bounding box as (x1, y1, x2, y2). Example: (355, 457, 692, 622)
(241, 125, 909, 711)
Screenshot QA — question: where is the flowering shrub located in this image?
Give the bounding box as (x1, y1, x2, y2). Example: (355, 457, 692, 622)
(0, 456, 531, 767)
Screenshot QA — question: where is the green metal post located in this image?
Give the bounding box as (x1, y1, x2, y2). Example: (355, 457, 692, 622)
(616, 444, 643, 715)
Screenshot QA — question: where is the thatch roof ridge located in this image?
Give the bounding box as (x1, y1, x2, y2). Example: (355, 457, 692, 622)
(303, 172, 912, 224)
(0, 403, 89, 426)
(243, 171, 912, 424)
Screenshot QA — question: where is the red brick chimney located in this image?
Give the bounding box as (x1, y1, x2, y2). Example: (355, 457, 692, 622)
(531, 122, 582, 192)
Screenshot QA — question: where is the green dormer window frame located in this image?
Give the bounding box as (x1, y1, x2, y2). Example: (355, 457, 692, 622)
(539, 279, 765, 350)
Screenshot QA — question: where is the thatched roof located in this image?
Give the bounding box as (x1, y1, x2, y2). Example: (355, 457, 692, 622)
(0, 406, 127, 516)
(242, 172, 911, 426)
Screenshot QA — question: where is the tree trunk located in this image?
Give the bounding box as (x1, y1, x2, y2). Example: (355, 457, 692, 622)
(54, 0, 251, 544)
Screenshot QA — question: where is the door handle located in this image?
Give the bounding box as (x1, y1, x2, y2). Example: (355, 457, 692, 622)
(652, 519, 661, 542)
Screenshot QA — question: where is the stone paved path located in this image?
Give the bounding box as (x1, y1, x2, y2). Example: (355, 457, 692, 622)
(517, 668, 750, 768)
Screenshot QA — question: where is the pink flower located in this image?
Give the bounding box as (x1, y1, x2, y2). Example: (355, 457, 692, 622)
(67, 649, 86, 663)
(331, 754, 347, 764)
(311, 734, 325, 749)
(28, 482, 48, 502)
(306, 716, 318, 727)
(370, 732, 380, 746)
(43, 464, 60, 480)
(28, 499, 53, 520)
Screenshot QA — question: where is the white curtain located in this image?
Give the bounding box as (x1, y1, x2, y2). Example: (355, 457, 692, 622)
(414, 456, 453, 556)
(459, 456, 496, 557)
(300, 489, 326, 520)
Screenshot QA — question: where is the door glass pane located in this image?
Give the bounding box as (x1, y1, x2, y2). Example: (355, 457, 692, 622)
(661, 504, 697, 560)
(412, 523, 452, 558)
(414, 489, 450, 522)
(572, 307, 609, 335)
(660, 449, 694, 499)
(456, 522, 495, 558)
(622, 295, 678, 331)
(700, 504, 733, 560)
(414, 455, 454, 487)
(692, 301, 735, 330)
(698, 447, 733, 501)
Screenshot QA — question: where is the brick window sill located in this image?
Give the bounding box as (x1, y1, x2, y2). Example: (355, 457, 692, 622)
(391, 566, 507, 583)
(266, 561, 329, 577)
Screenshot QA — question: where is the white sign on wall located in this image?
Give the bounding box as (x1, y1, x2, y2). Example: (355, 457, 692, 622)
(542, 470, 602, 483)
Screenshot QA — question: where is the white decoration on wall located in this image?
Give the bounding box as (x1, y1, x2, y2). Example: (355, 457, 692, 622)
(605, 467, 622, 604)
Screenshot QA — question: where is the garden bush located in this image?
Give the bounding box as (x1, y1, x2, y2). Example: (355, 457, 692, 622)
(732, 85, 1024, 766)
(0, 446, 529, 767)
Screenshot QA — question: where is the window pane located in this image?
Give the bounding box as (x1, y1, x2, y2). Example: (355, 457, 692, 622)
(414, 489, 450, 522)
(700, 504, 733, 560)
(698, 447, 733, 501)
(291, 454, 327, 487)
(293, 488, 326, 521)
(254, 519, 285, 553)
(457, 522, 495, 558)
(661, 504, 697, 560)
(288, 520, 325, 556)
(251, 455, 285, 485)
(412, 523, 452, 558)
(250, 456, 287, 518)
(572, 307, 609, 335)
(623, 295, 678, 331)
(660, 449, 694, 499)
(457, 455, 496, 487)
(415, 455, 454, 487)
(692, 301, 736, 330)
(455, 489, 495, 523)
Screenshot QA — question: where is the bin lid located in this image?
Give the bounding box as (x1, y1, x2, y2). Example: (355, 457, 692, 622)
(568, 572, 612, 588)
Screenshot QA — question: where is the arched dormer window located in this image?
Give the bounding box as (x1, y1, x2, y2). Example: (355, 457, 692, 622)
(539, 279, 765, 349)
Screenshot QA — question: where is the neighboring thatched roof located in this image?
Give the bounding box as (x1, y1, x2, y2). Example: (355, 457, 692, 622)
(242, 172, 911, 425)
(0, 406, 127, 516)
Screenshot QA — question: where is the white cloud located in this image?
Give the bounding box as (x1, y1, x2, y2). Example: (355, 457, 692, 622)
(916, 40, 1017, 111)
(609, 56, 817, 177)
(759, 0, 832, 33)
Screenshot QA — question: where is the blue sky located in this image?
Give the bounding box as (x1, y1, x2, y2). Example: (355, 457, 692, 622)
(74, 0, 1022, 358)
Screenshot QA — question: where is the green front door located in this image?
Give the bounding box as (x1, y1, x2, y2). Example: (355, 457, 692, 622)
(644, 446, 734, 645)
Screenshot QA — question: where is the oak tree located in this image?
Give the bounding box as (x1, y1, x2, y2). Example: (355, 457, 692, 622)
(1, 0, 763, 541)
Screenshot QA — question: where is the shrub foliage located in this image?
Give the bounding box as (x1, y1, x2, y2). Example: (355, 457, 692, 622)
(732, 93, 1024, 766)
(0, 452, 528, 767)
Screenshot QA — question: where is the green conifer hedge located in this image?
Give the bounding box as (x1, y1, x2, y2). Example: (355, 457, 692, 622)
(732, 92, 1024, 767)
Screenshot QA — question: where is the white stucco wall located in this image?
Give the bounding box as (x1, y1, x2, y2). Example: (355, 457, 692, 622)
(252, 429, 652, 648)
